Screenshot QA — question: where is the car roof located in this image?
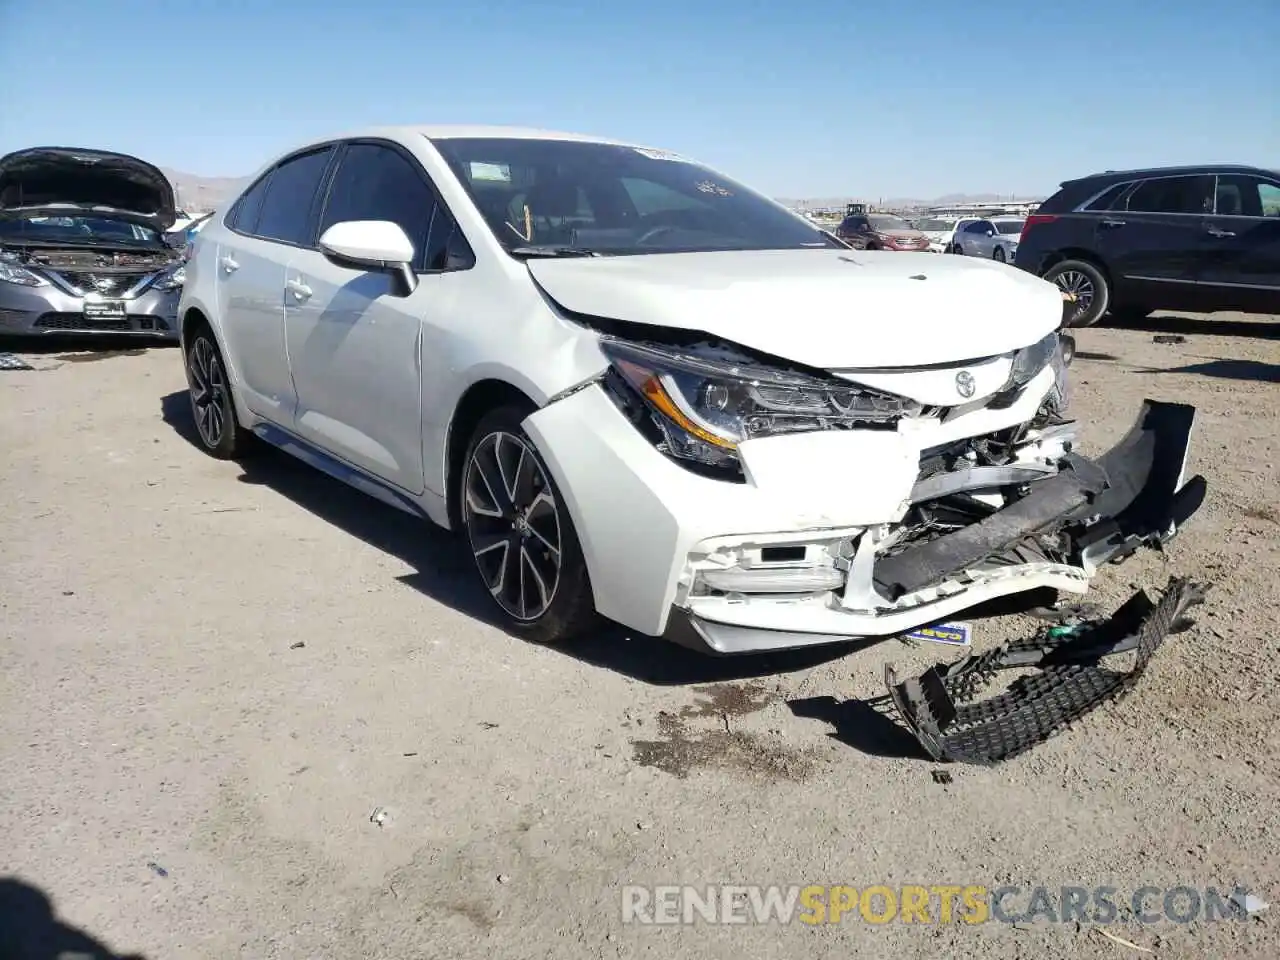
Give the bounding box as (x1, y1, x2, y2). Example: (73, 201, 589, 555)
(313, 124, 638, 147)
(1068, 163, 1279, 185)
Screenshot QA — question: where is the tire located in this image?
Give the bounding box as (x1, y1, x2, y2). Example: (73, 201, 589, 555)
(1043, 258, 1110, 328)
(184, 323, 252, 459)
(993, 246, 1006, 263)
(459, 405, 597, 645)
(951, 242, 964, 255)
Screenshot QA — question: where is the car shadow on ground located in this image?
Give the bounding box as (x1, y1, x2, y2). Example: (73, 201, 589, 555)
(1074, 350, 1122, 362)
(0, 877, 147, 960)
(787, 694, 930, 761)
(0, 334, 178, 363)
(159, 391, 860, 686)
(1100, 312, 1279, 340)
(1138, 358, 1280, 384)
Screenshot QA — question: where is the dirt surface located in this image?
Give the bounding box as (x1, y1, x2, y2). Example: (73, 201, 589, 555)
(1, 313, 1278, 959)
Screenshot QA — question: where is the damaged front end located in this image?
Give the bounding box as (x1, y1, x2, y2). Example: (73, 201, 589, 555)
(671, 394, 1205, 653)
(524, 318, 1205, 657)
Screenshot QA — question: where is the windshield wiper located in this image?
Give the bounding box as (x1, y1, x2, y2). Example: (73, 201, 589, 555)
(509, 245, 601, 258)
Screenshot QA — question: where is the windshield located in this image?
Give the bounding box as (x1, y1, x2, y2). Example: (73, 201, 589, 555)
(868, 214, 911, 232)
(432, 138, 841, 255)
(994, 220, 1025, 235)
(0, 216, 159, 245)
(913, 218, 954, 232)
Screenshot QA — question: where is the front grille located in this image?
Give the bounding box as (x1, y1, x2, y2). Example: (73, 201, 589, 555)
(36, 312, 131, 331)
(48, 270, 155, 296)
(33, 312, 170, 332)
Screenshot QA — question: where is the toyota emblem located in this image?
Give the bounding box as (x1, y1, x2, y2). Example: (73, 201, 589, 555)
(955, 370, 976, 399)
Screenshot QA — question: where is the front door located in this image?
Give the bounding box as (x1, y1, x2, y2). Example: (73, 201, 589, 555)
(282, 141, 463, 496)
(1192, 173, 1280, 312)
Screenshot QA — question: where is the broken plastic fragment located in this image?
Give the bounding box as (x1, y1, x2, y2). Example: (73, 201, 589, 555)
(1230, 891, 1269, 915)
(883, 577, 1209, 765)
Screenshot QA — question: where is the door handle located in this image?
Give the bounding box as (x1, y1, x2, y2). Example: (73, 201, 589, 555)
(1099, 219, 1127, 229)
(1205, 226, 1236, 238)
(219, 254, 239, 274)
(286, 278, 313, 301)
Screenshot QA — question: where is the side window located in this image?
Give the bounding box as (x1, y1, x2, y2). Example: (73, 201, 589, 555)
(228, 175, 270, 234)
(1215, 175, 1280, 217)
(254, 148, 334, 245)
(1261, 182, 1280, 217)
(319, 143, 439, 265)
(1124, 175, 1214, 215)
(420, 205, 476, 272)
(964, 220, 989, 233)
(1083, 182, 1129, 211)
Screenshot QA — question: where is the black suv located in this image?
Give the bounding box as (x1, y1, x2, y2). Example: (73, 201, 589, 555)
(1014, 164, 1280, 326)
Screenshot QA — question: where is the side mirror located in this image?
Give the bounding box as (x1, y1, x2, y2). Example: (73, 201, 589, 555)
(319, 220, 417, 296)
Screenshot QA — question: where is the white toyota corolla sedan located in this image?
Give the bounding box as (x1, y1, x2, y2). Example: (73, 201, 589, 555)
(178, 126, 1204, 654)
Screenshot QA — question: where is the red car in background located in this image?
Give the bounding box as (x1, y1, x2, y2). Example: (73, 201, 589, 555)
(835, 212, 931, 251)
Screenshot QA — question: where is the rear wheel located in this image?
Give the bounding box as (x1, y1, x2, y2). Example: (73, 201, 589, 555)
(184, 324, 251, 458)
(460, 406, 597, 645)
(1044, 259, 1110, 327)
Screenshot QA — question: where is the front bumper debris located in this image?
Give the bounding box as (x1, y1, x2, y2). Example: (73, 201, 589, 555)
(884, 577, 1209, 765)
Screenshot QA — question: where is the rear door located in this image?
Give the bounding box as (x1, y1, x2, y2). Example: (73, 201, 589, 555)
(1193, 173, 1280, 311)
(1099, 174, 1215, 300)
(216, 146, 334, 425)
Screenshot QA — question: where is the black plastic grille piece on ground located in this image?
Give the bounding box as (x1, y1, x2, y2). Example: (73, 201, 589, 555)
(885, 577, 1208, 765)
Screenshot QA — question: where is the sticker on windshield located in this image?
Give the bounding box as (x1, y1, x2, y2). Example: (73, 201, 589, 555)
(633, 146, 689, 162)
(695, 180, 733, 197)
(469, 162, 511, 182)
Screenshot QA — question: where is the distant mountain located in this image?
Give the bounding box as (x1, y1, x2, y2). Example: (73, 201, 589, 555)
(776, 193, 1044, 210)
(160, 168, 249, 214)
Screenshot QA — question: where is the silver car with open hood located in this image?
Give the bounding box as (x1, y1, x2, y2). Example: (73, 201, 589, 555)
(0, 146, 185, 339)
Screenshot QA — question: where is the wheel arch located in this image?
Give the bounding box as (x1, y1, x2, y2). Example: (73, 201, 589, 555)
(1038, 247, 1114, 288)
(444, 378, 539, 529)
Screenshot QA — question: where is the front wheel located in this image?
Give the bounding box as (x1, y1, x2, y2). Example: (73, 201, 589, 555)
(1043, 259, 1110, 327)
(184, 325, 251, 458)
(460, 406, 597, 645)
(993, 247, 1006, 263)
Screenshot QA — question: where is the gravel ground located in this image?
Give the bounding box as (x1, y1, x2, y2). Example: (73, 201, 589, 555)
(1, 312, 1277, 959)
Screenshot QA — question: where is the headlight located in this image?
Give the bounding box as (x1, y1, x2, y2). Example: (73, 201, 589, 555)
(0, 260, 47, 287)
(151, 265, 185, 291)
(600, 339, 918, 475)
(1004, 331, 1059, 393)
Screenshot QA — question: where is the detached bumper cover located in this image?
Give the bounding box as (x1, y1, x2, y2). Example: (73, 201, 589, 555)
(874, 400, 1206, 600)
(885, 577, 1209, 764)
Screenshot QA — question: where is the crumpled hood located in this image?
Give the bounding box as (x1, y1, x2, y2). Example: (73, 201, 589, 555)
(528, 248, 1064, 368)
(0, 146, 176, 231)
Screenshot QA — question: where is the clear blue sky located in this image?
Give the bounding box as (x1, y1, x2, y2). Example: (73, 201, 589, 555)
(1, 0, 1276, 198)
